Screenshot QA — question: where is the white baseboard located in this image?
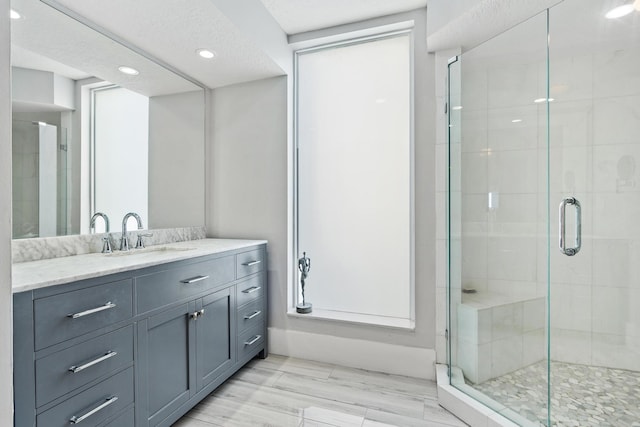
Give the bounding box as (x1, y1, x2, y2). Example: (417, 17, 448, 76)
(268, 327, 436, 380)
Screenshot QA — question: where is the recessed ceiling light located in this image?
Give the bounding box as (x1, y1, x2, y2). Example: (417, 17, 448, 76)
(196, 49, 216, 59)
(451, 105, 463, 110)
(512, 119, 522, 123)
(605, 3, 634, 18)
(118, 66, 139, 76)
(10, 9, 22, 19)
(534, 97, 554, 103)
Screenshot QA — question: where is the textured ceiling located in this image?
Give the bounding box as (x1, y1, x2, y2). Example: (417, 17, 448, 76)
(50, 0, 286, 89)
(259, 0, 428, 34)
(11, 0, 200, 96)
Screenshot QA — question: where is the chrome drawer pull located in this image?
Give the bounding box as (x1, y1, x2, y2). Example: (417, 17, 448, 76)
(69, 351, 118, 373)
(241, 286, 261, 294)
(180, 275, 210, 284)
(244, 310, 261, 320)
(244, 335, 262, 346)
(242, 260, 261, 267)
(67, 302, 116, 319)
(69, 396, 118, 424)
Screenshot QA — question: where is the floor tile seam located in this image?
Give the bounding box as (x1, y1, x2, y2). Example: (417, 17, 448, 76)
(192, 394, 310, 425)
(329, 366, 435, 386)
(179, 414, 225, 426)
(270, 381, 428, 418)
(216, 378, 373, 420)
(322, 374, 438, 400)
(272, 371, 427, 407)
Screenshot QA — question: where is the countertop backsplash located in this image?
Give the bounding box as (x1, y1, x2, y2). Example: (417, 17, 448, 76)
(12, 226, 207, 263)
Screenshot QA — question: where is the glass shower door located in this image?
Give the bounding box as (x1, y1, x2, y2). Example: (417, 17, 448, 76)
(548, 0, 640, 425)
(447, 10, 551, 426)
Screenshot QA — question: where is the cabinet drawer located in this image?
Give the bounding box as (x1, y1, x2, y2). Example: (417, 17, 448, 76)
(34, 279, 133, 350)
(37, 366, 134, 427)
(36, 325, 134, 407)
(238, 325, 265, 361)
(136, 255, 234, 314)
(236, 299, 264, 334)
(236, 275, 264, 308)
(236, 249, 264, 279)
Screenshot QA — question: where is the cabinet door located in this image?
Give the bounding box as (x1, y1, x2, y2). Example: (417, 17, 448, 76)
(137, 302, 196, 427)
(196, 287, 236, 391)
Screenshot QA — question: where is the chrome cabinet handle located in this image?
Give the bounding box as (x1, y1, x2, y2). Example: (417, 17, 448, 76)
(242, 260, 261, 266)
(244, 335, 262, 346)
(559, 197, 581, 256)
(67, 302, 116, 319)
(68, 351, 118, 373)
(243, 310, 261, 320)
(241, 286, 261, 294)
(180, 275, 210, 284)
(69, 396, 118, 424)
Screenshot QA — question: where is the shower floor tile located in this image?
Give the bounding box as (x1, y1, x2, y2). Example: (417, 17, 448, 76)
(472, 361, 640, 426)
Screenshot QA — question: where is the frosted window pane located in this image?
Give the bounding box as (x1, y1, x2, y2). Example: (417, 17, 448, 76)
(297, 35, 411, 319)
(94, 87, 149, 226)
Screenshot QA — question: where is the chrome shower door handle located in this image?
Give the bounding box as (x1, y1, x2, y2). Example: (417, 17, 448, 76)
(559, 197, 581, 256)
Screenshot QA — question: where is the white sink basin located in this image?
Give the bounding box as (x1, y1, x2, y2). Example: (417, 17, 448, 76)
(106, 246, 195, 257)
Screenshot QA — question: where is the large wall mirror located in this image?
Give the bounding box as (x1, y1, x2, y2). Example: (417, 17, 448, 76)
(10, 0, 206, 239)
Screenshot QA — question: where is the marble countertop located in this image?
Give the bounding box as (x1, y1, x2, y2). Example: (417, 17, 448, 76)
(12, 238, 267, 293)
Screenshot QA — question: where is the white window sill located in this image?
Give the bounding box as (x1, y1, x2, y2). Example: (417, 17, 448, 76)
(287, 307, 415, 331)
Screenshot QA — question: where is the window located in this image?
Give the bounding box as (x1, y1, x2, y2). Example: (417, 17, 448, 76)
(91, 85, 149, 231)
(294, 31, 414, 328)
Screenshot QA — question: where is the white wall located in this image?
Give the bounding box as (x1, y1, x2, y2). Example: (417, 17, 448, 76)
(148, 90, 205, 229)
(1, 0, 14, 422)
(208, 8, 438, 379)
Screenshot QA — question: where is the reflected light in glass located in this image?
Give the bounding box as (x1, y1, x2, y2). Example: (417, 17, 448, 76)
(512, 119, 522, 123)
(452, 105, 463, 110)
(605, 3, 634, 18)
(534, 97, 554, 103)
(10, 9, 21, 19)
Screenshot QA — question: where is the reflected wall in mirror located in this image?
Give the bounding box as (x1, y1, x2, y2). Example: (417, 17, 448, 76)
(10, 0, 206, 239)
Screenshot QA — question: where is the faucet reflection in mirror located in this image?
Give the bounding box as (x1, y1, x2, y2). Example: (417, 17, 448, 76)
(90, 212, 112, 253)
(120, 212, 143, 251)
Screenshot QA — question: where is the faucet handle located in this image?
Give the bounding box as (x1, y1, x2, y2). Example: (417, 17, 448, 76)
(101, 234, 113, 254)
(135, 233, 154, 249)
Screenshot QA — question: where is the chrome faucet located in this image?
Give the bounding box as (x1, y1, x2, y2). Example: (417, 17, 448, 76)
(90, 212, 112, 253)
(120, 212, 143, 251)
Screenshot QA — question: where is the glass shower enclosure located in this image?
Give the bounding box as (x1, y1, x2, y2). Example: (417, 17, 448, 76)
(447, 0, 640, 425)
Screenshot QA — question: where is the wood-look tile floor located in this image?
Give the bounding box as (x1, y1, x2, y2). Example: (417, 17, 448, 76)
(172, 355, 467, 427)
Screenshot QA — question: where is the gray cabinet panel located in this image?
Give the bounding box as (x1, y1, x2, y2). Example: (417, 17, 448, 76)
(196, 287, 235, 390)
(34, 279, 133, 350)
(236, 275, 264, 307)
(37, 367, 134, 427)
(136, 256, 234, 314)
(143, 302, 195, 426)
(236, 298, 264, 334)
(236, 249, 264, 279)
(102, 406, 134, 427)
(36, 325, 134, 407)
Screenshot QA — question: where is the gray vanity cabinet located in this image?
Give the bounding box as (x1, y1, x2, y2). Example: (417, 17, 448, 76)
(14, 243, 267, 427)
(136, 287, 236, 427)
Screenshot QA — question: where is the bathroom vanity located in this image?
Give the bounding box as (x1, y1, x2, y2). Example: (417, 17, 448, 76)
(12, 239, 267, 427)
